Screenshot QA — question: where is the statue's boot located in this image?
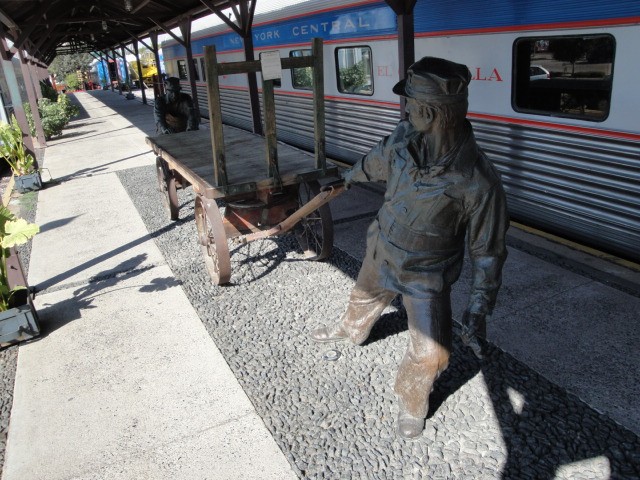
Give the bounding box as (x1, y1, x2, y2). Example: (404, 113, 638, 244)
(311, 288, 395, 345)
(393, 295, 452, 439)
(310, 323, 349, 343)
(397, 403, 426, 440)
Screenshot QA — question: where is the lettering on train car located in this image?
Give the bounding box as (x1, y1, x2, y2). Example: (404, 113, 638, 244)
(471, 67, 503, 82)
(254, 30, 281, 42)
(377, 66, 393, 77)
(292, 16, 372, 37)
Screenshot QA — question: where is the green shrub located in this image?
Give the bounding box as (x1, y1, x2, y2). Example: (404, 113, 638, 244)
(64, 73, 80, 91)
(40, 81, 58, 101)
(23, 94, 79, 140)
(57, 93, 80, 120)
(0, 115, 36, 175)
(23, 103, 36, 138)
(37, 98, 67, 139)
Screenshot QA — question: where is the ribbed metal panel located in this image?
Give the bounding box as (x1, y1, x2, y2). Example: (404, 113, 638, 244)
(202, 88, 399, 162)
(197, 88, 639, 261)
(472, 119, 640, 260)
(197, 87, 254, 131)
(270, 94, 398, 162)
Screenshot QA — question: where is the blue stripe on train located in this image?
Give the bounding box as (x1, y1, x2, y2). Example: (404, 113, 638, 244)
(413, 0, 640, 34)
(163, 0, 639, 60)
(163, 2, 396, 59)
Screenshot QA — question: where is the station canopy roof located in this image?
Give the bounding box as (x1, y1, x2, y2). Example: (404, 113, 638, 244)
(0, 0, 255, 65)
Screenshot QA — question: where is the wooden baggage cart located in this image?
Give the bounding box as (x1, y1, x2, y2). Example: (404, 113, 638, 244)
(146, 38, 345, 285)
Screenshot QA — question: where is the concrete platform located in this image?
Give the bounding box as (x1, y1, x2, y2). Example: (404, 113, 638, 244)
(1, 91, 295, 480)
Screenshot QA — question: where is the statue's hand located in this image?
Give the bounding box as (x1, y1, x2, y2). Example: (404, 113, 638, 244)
(341, 170, 354, 190)
(460, 311, 486, 359)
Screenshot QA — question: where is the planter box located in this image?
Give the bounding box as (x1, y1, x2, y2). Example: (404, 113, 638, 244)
(14, 171, 42, 193)
(0, 303, 40, 348)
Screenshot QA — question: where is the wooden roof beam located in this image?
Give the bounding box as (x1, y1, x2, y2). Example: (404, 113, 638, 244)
(131, 0, 153, 14)
(150, 19, 186, 47)
(200, 0, 256, 37)
(12, 1, 58, 51)
(0, 7, 19, 32)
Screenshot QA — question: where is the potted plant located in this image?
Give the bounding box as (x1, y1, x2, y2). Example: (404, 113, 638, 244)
(0, 115, 42, 193)
(0, 205, 40, 347)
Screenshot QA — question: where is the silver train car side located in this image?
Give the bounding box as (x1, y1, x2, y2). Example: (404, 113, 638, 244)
(162, 0, 640, 262)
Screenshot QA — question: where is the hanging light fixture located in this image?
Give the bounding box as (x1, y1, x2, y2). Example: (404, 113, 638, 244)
(124, 0, 133, 12)
(102, 20, 108, 31)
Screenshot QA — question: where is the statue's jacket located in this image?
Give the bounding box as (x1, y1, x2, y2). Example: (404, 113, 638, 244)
(154, 93, 199, 132)
(344, 120, 509, 316)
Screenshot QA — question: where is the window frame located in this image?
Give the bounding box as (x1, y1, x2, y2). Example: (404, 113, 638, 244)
(176, 59, 188, 80)
(511, 33, 616, 122)
(334, 45, 374, 96)
(289, 49, 313, 90)
(191, 58, 200, 82)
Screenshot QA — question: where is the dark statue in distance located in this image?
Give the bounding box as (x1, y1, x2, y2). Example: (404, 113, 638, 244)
(311, 57, 509, 439)
(154, 77, 199, 134)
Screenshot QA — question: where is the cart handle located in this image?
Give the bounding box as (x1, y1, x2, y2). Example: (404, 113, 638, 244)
(320, 179, 348, 192)
(238, 182, 347, 244)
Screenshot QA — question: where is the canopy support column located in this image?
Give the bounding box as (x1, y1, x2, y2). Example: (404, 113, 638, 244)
(179, 18, 200, 119)
(0, 33, 37, 165)
(18, 49, 46, 147)
(132, 41, 147, 105)
(385, 0, 416, 118)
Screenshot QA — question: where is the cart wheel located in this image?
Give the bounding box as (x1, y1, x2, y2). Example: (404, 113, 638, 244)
(156, 157, 179, 220)
(296, 180, 334, 260)
(194, 196, 231, 285)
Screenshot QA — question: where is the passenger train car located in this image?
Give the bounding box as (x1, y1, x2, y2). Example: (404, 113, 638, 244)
(162, 0, 640, 262)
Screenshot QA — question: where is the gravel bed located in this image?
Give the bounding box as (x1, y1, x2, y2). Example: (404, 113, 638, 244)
(117, 164, 640, 479)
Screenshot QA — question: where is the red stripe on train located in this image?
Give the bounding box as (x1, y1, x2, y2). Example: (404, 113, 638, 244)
(199, 85, 640, 141)
(468, 113, 640, 142)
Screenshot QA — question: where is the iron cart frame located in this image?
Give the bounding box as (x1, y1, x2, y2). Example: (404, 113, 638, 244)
(146, 38, 345, 285)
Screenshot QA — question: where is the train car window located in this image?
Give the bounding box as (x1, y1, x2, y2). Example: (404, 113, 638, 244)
(290, 49, 312, 90)
(512, 34, 615, 121)
(335, 46, 373, 96)
(191, 59, 200, 81)
(199, 58, 206, 81)
(176, 60, 188, 80)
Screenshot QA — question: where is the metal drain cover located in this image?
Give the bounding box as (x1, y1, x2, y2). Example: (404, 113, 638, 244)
(322, 349, 341, 361)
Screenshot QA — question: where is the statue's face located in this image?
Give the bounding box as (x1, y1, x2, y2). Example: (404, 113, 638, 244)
(167, 88, 180, 103)
(406, 98, 434, 133)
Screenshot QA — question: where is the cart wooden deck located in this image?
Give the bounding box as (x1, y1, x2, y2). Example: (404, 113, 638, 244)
(146, 126, 338, 199)
(147, 37, 345, 285)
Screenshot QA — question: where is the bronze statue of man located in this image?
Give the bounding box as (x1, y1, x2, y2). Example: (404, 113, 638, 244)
(153, 77, 199, 134)
(311, 57, 509, 439)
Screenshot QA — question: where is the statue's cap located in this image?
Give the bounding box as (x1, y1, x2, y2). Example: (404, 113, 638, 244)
(165, 77, 182, 91)
(393, 57, 471, 104)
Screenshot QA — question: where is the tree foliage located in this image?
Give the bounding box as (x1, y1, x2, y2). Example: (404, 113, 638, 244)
(64, 73, 81, 91)
(49, 52, 94, 79)
(549, 37, 613, 76)
(339, 61, 369, 93)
